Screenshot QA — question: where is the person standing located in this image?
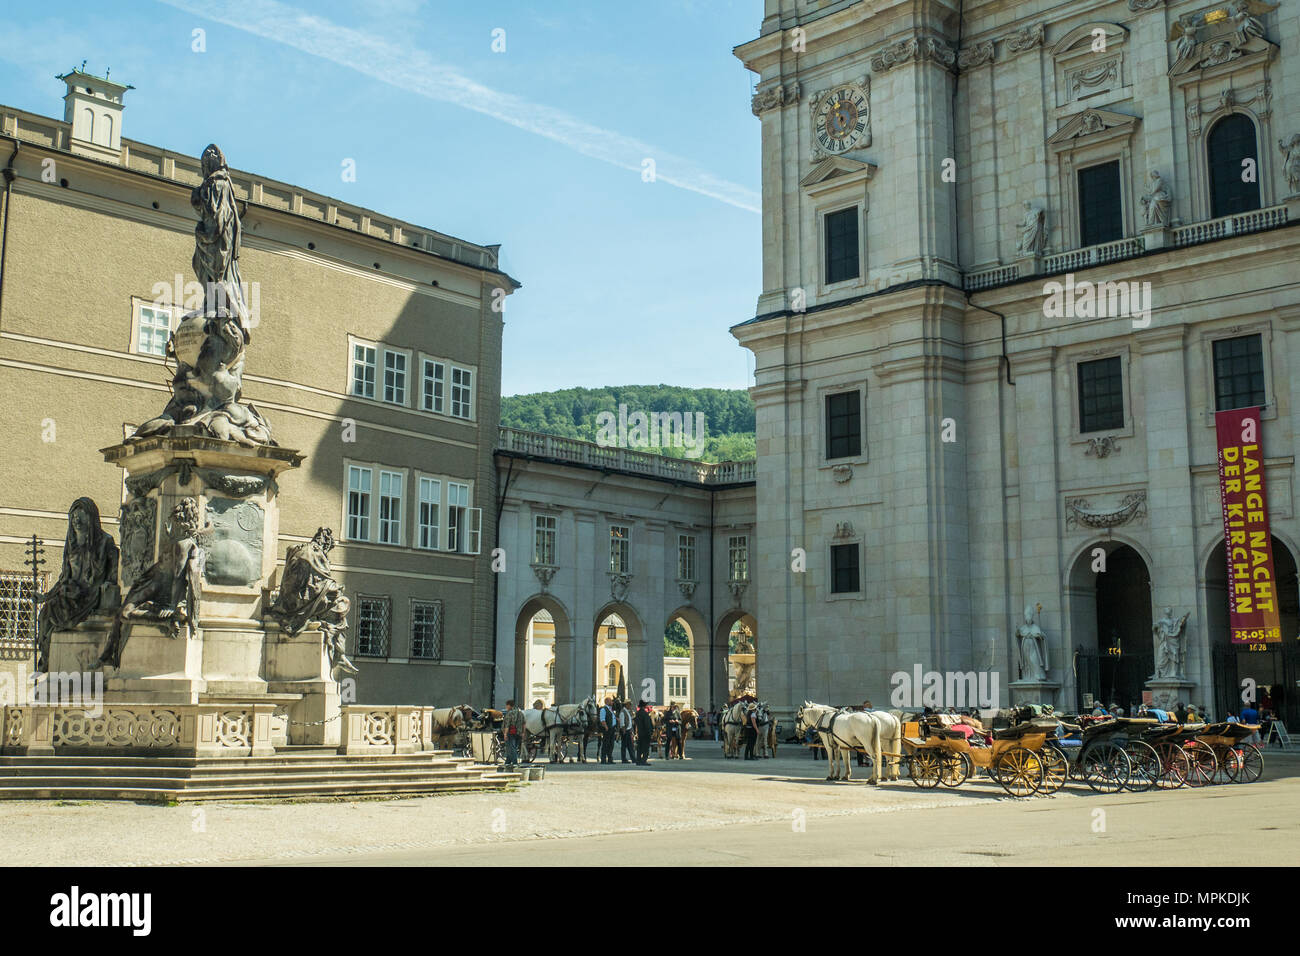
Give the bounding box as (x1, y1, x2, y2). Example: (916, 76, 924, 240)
(634, 700, 654, 765)
(617, 700, 634, 763)
(743, 703, 759, 760)
(598, 696, 617, 764)
(663, 703, 682, 759)
(501, 699, 525, 768)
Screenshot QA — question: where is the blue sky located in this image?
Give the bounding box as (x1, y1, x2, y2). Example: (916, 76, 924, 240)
(0, 0, 762, 395)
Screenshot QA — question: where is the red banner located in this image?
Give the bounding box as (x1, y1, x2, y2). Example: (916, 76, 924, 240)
(1215, 407, 1282, 645)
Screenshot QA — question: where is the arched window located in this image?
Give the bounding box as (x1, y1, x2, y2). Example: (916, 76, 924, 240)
(1208, 114, 1261, 218)
(547, 659, 555, 685)
(607, 661, 620, 686)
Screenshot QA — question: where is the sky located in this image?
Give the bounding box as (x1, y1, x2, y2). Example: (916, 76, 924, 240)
(0, 0, 763, 395)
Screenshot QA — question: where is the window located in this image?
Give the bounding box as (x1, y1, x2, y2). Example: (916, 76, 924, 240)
(547, 659, 555, 686)
(534, 515, 557, 565)
(610, 525, 630, 574)
(356, 596, 390, 657)
(0, 569, 46, 645)
(1208, 115, 1261, 218)
(825, 391, 862, 460)
(1077, 161, 1122, 247)
(411, 600, 443, 660)
(446, 482, 481, 554)
(831, 543, 860, 594)
(417, 477, 441, 550)
(728, 535, 749, 582)
(421, 359, 445, 413)
(377, 470, 403, 545)
(451, 366, 473, 419)
(607, 662, 620, 686)
(669, 675, 689, 698)
(1213, 334, 1265, 411)
(346, 466, 372, 541)
(383, 350, 407, 405)
(678, 534, 697, 580)
(824, 206, 860, 284)
(136, 304, 172, 356)
(1078, 357, 1124, 433)
(351, 344, 377, 399)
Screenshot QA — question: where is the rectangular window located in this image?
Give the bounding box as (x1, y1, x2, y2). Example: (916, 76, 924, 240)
(1078, 161, 1123, 248)
(534, 514, 557, 565)
(421, 359, 445, 413)
(383, 350, 407, 405)
(136, 305, 172, 356)
(678, 534, 697, 581)
(417, 477, 441, 550)
(831, 543, 860, 594)
(728, 535, 749, 582)
(377, 470, 403, 545)
(451, 366, 473, 419)
(446, 483, 480, 554)
(351, 344, 377, 399)
(356, 596, 390, 657)
(825, 391, 862, 460)
(669, 675, 688, 698)
(347, 466, 372, 541)
(1078, 357, 1125, 433)
(610, 525, 630, 574)
(824, 207, 860, 285)
(0, 569, 46, 646)
(1213, 334, 1266, 411)
(411, 600, 443, 660)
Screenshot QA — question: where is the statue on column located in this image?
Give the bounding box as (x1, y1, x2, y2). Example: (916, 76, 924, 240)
(1016, 201, 1047, 257)
(1016, 603, 1049, 681)
(1151, 607, 1191, 680)
(99, 498, 208, 669)
(266, 527, 359, 679)
(36, 498, 120, 672)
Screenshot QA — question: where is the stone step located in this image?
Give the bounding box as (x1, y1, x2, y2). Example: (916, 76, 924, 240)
(0, 752, 467, 770)
(0, 776, 520, 803)
(0, 766, 491, 785)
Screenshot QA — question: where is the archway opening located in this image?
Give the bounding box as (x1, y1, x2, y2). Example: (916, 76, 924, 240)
(717, 613, 757, 699)
(1068, 543, 1151, 713)
(665, 608, 706, 710)
(594, 613, 628, 701)
(514, 596, 569, 708)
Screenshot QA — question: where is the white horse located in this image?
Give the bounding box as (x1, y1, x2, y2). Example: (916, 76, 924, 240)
(752, 701, 774, 758)
(523, 697, 591, 763)
(797, 702, 858, 780)
(720, 701, 747, 758)
(429, 705, 471, 749)
(848, 710, 902, 783)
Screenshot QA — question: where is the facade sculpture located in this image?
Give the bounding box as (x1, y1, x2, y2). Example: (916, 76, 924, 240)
(36, 498, 120, 672)
(1016, 201, 1047, 256)
(1152, 607, 1191, 680)
(1280, 134, 1300, 195)
(266, 527, 359, 680)
(1141, 169, 1173, 227)
(1016, 603, 1049, 681)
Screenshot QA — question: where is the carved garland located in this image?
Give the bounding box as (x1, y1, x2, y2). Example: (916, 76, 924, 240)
(1065, 492, 1148, 530)
(871, 35, 956, 73)
(751, 82, 801, 116)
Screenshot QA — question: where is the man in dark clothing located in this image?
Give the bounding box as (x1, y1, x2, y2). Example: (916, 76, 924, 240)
(1173, 701, 1189, 723)
(617, 700, 634, 763)
(743, 704, 759, 760)
(598, 697, 617, 764)
(634, 700, 654, 765)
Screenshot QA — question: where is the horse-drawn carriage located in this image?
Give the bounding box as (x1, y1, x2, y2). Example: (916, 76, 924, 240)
(902, 714, 1055, 798)
(1140, 720, 1263, 787)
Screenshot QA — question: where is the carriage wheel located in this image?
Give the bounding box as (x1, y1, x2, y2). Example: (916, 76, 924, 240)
(524, 737, 540, 764)
(1082, 741, 1130, 794)
(994, 747, 1043, 798)
(1212, 746, 1240, 784)
(1123, 740, 1161, 793)
(940, 751, 972, 788)
(909, 750, 943, 789)
(1228, 744, 1264, 784)
(1039, 745, 1069, 794)
(1153, 742, 1190, 789)
(1182, 741, 1217, 787)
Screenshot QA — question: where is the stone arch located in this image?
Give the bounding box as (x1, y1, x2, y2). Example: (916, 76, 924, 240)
(667, 605, 709, 710)
(514, 594, 571, 706)
(593, 601, 644, 702)
(1064, 540, 1152, 714)
(715, 608, 758, 699)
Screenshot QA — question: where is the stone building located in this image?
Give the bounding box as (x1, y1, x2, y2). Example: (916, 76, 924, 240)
(0, 69, 518, 704)
(734, 0, 1300, 726)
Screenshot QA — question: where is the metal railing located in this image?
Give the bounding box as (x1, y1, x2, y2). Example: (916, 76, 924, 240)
(0, 569, 45, 661)
(497, 427, 756, 485)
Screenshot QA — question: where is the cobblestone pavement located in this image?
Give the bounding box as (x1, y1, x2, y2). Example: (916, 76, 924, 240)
(3, 745, 1297, 866)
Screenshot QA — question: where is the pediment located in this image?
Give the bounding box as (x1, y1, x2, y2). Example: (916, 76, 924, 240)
(1052, 22, 1128, 57)
(800, 156, 878, 192)
(1048, 108, 1140, 145)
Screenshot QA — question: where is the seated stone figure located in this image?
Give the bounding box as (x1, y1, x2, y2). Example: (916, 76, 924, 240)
(36, 497, 120, 673)
(266, 527, 358, 679)
(99, 498, 207, 669)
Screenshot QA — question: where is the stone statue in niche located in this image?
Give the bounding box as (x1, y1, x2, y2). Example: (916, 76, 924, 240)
(133, 144, 273, 447)
(1016, 603, 1049, 681)
(1016, 201, 1047, 257)
(36, 497, 120, 672)
(1141, 170, 1173, 227)
(1151, 606, 1191, 680)
(99, 497, 209, 669)
(1280, 134, 1300, 196)
(266, 527, 359, 680)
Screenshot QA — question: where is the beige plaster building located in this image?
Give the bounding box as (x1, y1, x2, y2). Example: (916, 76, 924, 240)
(734, 0, 1300, 726)
(0, 70, 518, 705)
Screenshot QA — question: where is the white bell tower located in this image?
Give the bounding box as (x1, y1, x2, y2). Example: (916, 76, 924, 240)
(57, 64, 133, 163)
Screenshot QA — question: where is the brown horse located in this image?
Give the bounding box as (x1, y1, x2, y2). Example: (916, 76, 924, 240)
(668, 709, 699, 758)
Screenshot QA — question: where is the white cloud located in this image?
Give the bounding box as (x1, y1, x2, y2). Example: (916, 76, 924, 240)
(155, 0, 760, 213)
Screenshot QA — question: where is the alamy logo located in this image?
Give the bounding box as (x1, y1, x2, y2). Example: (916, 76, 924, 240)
(1042, 273, 1151, 328)
(0, 670, 104, 716)
(49, 886, 151, 936)
(890, 666, 999, 710)
(595, 404, 707, 459)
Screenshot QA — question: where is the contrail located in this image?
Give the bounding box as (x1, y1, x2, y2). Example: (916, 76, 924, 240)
(157, 0, 760, 213)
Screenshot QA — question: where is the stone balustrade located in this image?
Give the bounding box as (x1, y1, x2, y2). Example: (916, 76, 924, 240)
(1, 702, 280, 757)
(497, 427, 756, 485)
(339, 705, 445, 754)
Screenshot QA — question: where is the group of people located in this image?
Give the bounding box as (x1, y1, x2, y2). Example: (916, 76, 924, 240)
(499, 697, 687, 767)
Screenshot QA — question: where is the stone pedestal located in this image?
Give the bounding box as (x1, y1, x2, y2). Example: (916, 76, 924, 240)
(1008, 679, 1061, 708)
(1146, 677, 1196, 710)
(264, 621, 342, 747)
(1141, 225, 1173, 251)
(46, 615, 112, 674)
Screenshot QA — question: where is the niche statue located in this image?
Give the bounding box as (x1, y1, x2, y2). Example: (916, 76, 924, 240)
(1016, 603, 1049, 682)
(36, 498, 120, 673)
(266, 527, 359, 680)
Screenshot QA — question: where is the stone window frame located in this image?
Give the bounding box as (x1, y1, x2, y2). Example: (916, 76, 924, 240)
(419, 354, 446, 414)
(450, 364, 476, 421)
(826, 537, 864, 602)
(1049, 113, 1140, 251)
(354, 593, 391, 659)
(533, 511, 559, 567)
(800, 158, 876, 301)
(129, 295, 175, 358)
(342, 458, 410, 547)
(677, 532, 698, 582)
(375, 468, 406, 547)
(1064, 345, 1134, 445)
(817, 379, 868, 468)
(347, 335, 379, 401)
(445, 480, 481, 556)
(409, 598, 444, 661)
(415, 473, 442, 551)
(1199, 322, 1278, 427)
(816, 200, 866, 297)
(1050, 22, 1130, 111)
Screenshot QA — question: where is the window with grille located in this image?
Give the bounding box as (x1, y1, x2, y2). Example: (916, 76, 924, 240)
(1078, 357, 1124, 433)
(356, 595, 390, 657)
(534, 515, 557, 565)
(351, 344, 376, 399)
(0, 569, 46, 652)
(1213, 334, 1265, 411)
(417, 477, 441, 550)
(136, 304, 172, 356)
(729, 535, 749, 582)
(678, 534, 697, 580)
(383, 350, 407, 405)
(1078, 161, 1123, 247)
(1208, 114, 1261, 218)
(377, 470, 403, 545)
(422, 360, 445, 413)
(410, 600, 443, 660)
(831, 544, 860, 594)
(451, 366, 473, 419)
(347, 466, 372, 541)
(826, 391, 862, 460)
(610, 525, 630, 574)
(824, 207, 860, 284)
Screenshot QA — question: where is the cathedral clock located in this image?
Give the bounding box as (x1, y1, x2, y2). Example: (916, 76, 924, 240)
(812, 82, 870, 156)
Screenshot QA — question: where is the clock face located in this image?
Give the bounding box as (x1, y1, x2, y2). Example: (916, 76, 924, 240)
(815, 87, 869, 154)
